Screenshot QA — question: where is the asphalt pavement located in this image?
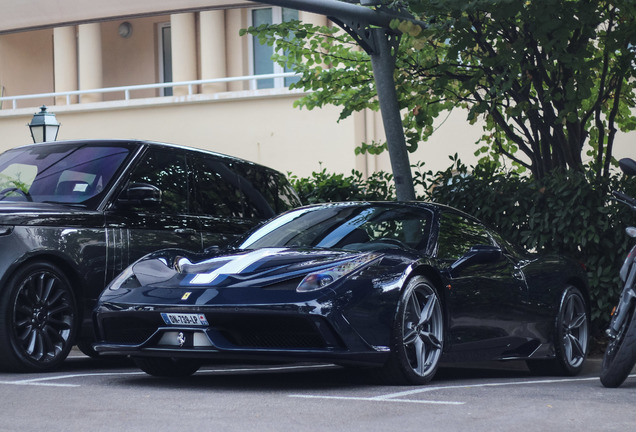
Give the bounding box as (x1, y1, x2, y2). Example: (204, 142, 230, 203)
(0, 352, 634, 432)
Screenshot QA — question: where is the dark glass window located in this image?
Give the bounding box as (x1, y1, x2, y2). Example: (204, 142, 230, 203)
(190, 157, 251, 218)
(228, 161, 299, 216)
(126, 149, 188, 214)
(436, 212, 494, 260)
(240, 204, 433, 251)
(0, 143, 131, 206)
(191, 156, 299, 220)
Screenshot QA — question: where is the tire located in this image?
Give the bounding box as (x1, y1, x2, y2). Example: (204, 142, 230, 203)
(378, 276, 444, 385)
(0, 261, 77, 372)
(76, 341, 100, 358)
(133, 357, 202, 377)
(527, 286, 588, 376)
(600, 304, 636, 388)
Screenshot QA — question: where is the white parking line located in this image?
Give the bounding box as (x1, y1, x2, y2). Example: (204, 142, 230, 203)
(375, 375, 603, 400)
(288, 374, 636, 405)
(1, 371, 147, 387)
(0, 380, 80, 388)
(291, 394, 465, 405)
(0, 363, 335, 387)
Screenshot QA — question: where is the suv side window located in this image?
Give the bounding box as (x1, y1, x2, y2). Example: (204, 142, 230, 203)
(190, 156, 256, 219)
(228, 162, 299, 216)
(126, 149, 188, 214)
(436, 211, 494, 260)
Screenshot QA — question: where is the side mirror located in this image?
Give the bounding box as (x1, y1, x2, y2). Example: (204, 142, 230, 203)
(450, 244, 502, 273)
(619, 158, 636, 176)
(117, 182, 162, 208)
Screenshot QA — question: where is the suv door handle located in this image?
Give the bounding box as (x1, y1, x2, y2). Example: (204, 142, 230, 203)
(175, 228, 197, 236)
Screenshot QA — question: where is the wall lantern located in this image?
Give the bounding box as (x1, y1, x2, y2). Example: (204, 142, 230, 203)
(118, 21, 133, 38)
(28, 105, 60, 143)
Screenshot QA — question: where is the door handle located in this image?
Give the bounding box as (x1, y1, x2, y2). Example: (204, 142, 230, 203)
(175, 228, 197, 236)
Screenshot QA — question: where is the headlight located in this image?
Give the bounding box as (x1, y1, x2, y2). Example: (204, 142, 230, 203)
(107, 265, 141, 291)
(297, 253, 379, 293)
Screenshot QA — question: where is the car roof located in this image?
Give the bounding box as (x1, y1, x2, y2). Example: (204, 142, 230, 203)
(8, 139, 283, 174)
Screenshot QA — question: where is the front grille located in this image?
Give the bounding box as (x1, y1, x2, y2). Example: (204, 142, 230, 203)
(214, 315, 329, 349)
(101, 316, 160, 345)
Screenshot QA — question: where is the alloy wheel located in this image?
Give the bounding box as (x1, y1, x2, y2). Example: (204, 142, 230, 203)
(12, 269, 75, 366)
(401, 282, 444, 378)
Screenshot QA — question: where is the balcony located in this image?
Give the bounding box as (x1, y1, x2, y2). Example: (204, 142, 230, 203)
(0, 73, 303, 111)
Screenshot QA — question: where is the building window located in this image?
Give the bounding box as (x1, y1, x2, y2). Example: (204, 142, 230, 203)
(250, 7, 300, 90)
(158, 23, 173, 96)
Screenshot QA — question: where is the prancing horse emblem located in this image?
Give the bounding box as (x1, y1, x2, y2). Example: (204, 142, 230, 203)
(177, 332, 186, 347)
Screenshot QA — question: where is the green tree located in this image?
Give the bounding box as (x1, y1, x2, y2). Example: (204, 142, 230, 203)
(245, 0, 636, 179)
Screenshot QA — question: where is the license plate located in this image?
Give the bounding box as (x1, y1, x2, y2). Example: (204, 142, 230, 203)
(161, 313, 209, 326)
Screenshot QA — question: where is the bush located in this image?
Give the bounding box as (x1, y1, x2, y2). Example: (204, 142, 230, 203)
(289, 168, 395, 204)
(427, 159, 636, 331)
(289, 162, 636, 333)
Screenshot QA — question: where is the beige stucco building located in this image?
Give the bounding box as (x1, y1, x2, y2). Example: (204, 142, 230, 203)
(0, 1, 631, 179)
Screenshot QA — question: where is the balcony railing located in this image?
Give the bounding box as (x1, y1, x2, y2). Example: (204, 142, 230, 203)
(0, 72, 301, 110)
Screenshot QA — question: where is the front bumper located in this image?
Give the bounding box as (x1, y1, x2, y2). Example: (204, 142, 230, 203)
(93, 306, 391, 366)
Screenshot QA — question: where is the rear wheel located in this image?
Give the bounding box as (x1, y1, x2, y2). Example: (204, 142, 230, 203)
(0, 261, 77, 372)
(133, 357, 202, 377)
(379, 276, 444, 385)
(527, 286, 588, 376)
(600, 304, 636, 388)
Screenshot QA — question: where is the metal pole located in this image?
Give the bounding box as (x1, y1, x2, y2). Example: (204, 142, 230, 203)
(251, 0, 425, 28)
(251, 0, 421, 200)
(369, 28, 415, 201)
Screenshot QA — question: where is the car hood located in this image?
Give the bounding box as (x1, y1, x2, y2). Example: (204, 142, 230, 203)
(130, 247, 386, 289)
(0, 201, 100, 225)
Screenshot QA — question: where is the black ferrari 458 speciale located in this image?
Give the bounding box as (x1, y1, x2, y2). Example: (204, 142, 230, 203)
(93, 202, 589, 385)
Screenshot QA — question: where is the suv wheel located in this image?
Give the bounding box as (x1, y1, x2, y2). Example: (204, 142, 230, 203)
(0, 261, 77, 372)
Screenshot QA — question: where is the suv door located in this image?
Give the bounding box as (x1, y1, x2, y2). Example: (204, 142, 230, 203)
(104, 147, 202, 280)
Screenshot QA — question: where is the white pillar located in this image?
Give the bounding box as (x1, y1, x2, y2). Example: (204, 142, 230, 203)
(53, 26, 78, 105)
(200, 11, 227, 94)
(226, 8, 246, 92)
(171, 13, 198, 96)
(78, 23, 103, 103)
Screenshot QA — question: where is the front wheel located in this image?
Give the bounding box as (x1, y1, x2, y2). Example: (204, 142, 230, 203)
(133, 357, 202, 377)
(0, 261, 77, 372)
(378, 276, 444, 385)
(600, 304, 636, 388)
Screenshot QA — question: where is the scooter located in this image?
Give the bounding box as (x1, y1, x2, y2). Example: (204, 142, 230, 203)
(600, 158, 636, 388)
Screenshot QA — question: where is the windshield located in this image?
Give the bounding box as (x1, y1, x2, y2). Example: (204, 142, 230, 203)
(239, 203, 433, 252)
(0, 142, 133, 207)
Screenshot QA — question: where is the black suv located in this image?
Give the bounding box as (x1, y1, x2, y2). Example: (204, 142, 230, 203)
(0, 139, 301, 372)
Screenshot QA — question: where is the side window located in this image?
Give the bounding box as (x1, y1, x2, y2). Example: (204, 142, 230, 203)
(436, 212, 493, 260)
(191, 156, 258, 219)
(359, 207, 432, 250)
(126, 149, 188, 214)
(229, 162, 298, 216)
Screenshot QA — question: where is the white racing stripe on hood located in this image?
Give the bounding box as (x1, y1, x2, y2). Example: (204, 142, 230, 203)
(189, 248, 287, 285)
